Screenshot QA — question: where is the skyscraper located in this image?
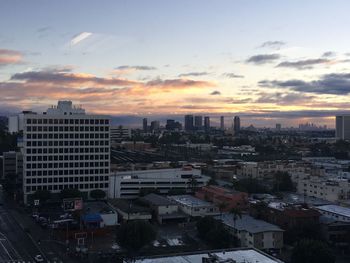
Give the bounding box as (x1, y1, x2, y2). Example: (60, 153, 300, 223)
(276, 123, 281, 131)
(220, 116, 224, 130)
(150, 120, 160, 132)
(143, 118, 148, 132)
(21, 101, 110, 203)
(204, 116, 210, 131)
(194, 116, 203, 128)
(336, 115, 350, 140)
(233, 116, 240, 134)
(184, 115, 194, 131)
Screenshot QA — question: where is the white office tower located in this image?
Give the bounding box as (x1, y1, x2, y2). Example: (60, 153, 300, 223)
(22, 101, 110, 203)
(336, 115, 350, 140)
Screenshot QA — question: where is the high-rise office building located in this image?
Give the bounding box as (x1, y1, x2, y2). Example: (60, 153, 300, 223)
(204, 116, 210, 131)
(143, 118, 148, 132)
(233, 116, 240, 134)
(21, 101, 110, 203)
(336, 115, 350, 140)
(220, 116, 224, 130)
(184, 115, 194, 131)
(194, 116, 203, 128)
(166, 119, 182, 131)
(276, 123, 281, 131)
(150, 120, 160, 132)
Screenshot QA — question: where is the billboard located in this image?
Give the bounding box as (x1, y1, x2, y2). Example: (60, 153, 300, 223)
(63, 198, 83, 211)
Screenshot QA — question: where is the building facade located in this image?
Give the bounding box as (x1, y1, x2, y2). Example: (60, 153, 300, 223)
(184, 115, 194, 131)
(336, 115, 350, 140)
(233, 116, 240, 134)
(21, 101, 110, 203)
(110, 125, 131, 143)
(204, 116, 210, 131)
(108, 168, 209, 199)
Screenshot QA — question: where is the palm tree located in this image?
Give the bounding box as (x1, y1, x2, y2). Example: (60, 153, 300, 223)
(229, 207, 242, 234)
(218, 202, 228, 219)
(188, 177, 199, 193)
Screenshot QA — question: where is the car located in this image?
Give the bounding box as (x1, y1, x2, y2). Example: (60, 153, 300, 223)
(111, 243, 120, 250)
(34, 254, 44, 262)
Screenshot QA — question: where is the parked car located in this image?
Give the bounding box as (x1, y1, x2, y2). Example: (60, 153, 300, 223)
(34, 254, 44, 262)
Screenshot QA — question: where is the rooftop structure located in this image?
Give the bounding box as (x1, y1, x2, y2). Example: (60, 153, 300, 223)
(131, 248, 283, 263)
(195, 185, 248, 211)
(316, 205, 350, 222)
(109, 168, 209, 199)
(168, 195, 219, 217)
(217, 214, 284, 250)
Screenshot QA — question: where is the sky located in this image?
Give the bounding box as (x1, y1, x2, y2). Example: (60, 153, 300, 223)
(1, 0, 350, 127)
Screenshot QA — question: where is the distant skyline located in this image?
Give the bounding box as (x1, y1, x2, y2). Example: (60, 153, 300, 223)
(1, 0, 350, 127)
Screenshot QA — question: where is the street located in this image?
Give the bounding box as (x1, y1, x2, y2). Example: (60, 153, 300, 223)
(0, 205, 42, 261)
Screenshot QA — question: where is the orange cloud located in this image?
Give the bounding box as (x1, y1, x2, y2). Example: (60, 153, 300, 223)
(0, 49, 23, 65)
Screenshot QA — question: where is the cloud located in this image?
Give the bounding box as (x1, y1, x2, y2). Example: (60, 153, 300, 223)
(258, 73, 350, 95)
(210, 90, 221, 95)
(11, 70, 137, 87)
(259, 41, 286, 49)
(254, 92, 315, 105)
(223, 73, 244, 78)
(276, 58, 331, 70)
(322, 51, 336, 58)
(0, 49, 23, 66)
(70, 32, 93, 46)
(145, 78, 214, 89)
(113, 65, 157, 75)
(178, 72, 209, 77)
(115, 65, 157, 71)
(246, 54, 280, 64)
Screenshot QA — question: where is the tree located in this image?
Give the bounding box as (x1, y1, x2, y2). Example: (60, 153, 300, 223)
(229, 207, 242, 233)
(60, 188, 83, 199)
(116, 220, 156, 252)
(207, 178, 218, 186)
(196, 216, 233, 249)
(188, 177, 199, 192)
(233, 178, 269, 194)
(32, 190, 51, 204)
(90, 189, 106, 200)
(273, 171, 295, 192)
(218, 202, 228, 218)
(291, 239, 335, 263)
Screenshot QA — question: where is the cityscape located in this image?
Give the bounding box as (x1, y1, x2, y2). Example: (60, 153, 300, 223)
(1, 1, 350, 263)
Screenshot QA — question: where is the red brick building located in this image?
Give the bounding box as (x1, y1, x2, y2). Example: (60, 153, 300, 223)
(195, 185, 248, 211)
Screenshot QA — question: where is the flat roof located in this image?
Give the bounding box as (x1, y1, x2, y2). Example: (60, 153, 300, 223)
(108, 199, 151, 214)
(168, 195, 214, 208)
(217, 214, 283, 234)
(132, 248, 283, 263)
(84, 201, 117, 215)
(141, 193, 176, 206)
(316, 205, 350, 218)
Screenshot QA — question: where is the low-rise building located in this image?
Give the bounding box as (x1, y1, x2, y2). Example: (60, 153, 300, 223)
(315, 205, 350, 222)
(108, 199, 152, 222)
(110, 125, 131, 144)
(217, 214, 284, 251)
(297, 176, 350, 202)
(168, 195, 219, 217)
(130, 248, 284, 263)
(108, 168, 209, 199)
(266, 202, 320, 229)
(195, 185, 248, 211)
(82, 201, 118, 228)
(140, 193, 188, 224)
(2, 151, 23, 180)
